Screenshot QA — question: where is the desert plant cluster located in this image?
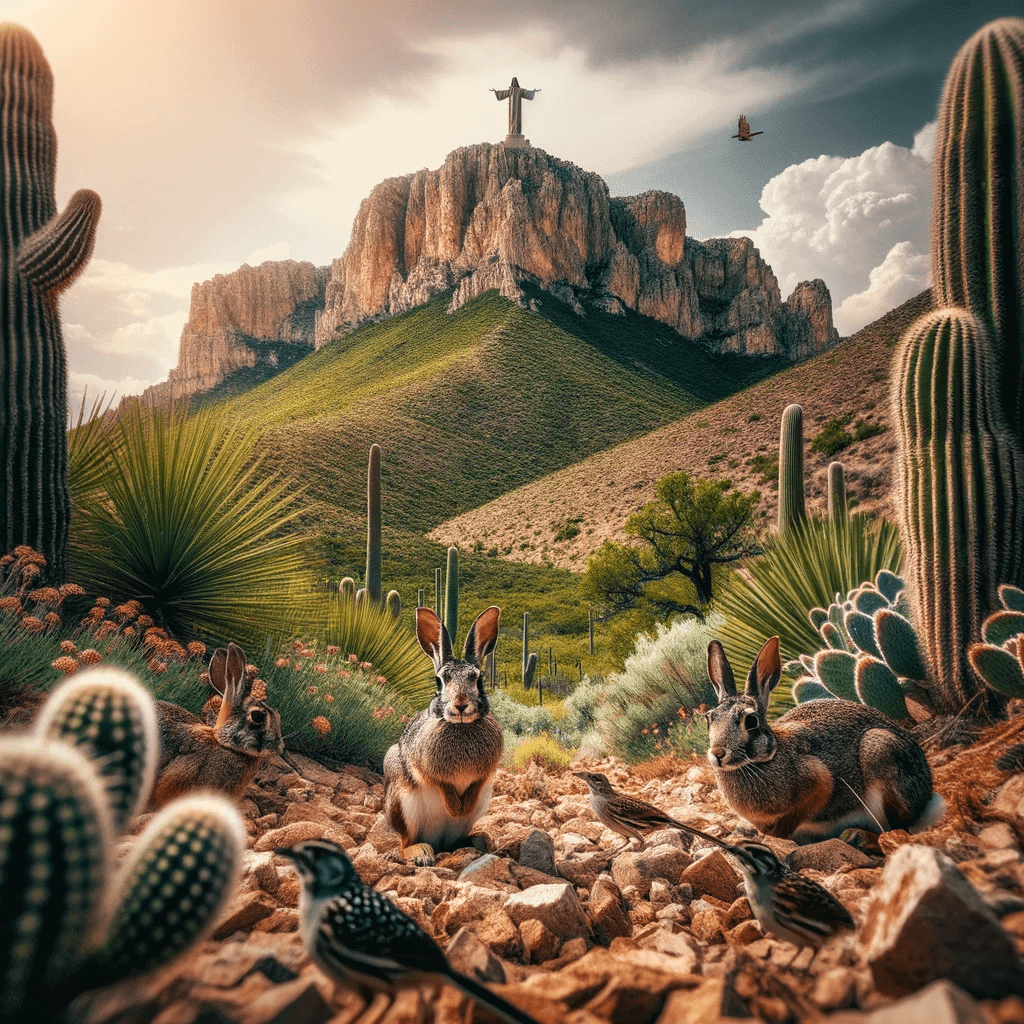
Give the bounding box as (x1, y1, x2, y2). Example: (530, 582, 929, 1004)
(3, 15, 1024, 1024)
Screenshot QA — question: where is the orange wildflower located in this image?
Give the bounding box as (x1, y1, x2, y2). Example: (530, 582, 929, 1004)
(51, 656, 78, 676)
(60, 639, 77, 654)
(79, 649, 102, 665)
(311, 715, 331, 736)
(21, 616, 45, 633)
(27, 587, 61, 606)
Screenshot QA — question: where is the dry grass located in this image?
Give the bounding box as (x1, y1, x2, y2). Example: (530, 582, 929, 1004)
(429, 290, 933, 569)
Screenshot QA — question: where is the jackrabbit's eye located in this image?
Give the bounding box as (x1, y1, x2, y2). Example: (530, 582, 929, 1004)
(435, 676, 443, 690)
(743, 712, 759, 732)
(249, 708, 267, 727)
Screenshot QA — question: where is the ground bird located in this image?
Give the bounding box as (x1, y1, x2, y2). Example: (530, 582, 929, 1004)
(732, 114, 763, 140)
(277, 839, 540, 1024)
(573, 770, 855, 949)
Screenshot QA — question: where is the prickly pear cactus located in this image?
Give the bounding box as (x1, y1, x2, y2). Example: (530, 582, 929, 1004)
(0, 25, 102, 581)
(789, 569, 930, 720)
(969, 585, 1024, 699)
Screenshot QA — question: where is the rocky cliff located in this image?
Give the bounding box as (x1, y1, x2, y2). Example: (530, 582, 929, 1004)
(142, 260, 328, 403)
(314, 143, 839, 358)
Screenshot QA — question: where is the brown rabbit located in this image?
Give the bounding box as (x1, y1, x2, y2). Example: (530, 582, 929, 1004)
(149, 642, 283, 809)
(705, 636, 942, 842)
(383, 606, 502, 866)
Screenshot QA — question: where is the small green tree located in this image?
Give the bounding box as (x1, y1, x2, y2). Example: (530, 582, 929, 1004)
(583, 472, 760, 619)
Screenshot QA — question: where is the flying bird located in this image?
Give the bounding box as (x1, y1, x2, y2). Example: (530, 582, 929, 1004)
(732, 115, 763, 141)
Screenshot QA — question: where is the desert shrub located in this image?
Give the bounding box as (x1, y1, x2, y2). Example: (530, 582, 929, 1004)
(811, 415, 854, 457)
(715, 512, 902, 710)
(68, 399, 310, 649)
(587, 614, 722, 763)
(489, 688, 582, 750)
(510, 733, 574, 772)
(854, 420, 887, 441)
(261, 640, 413, 769)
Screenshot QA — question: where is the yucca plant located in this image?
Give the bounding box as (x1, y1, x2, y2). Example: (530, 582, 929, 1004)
(68, 399, 311, 647)
(715, 513, 902, 708)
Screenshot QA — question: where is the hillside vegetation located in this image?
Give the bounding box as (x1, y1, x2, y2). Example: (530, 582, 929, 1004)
(430, 289, 933, 569)
(209, 288, 783, 541)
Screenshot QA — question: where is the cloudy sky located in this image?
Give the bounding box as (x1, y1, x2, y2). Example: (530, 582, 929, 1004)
(6, 0, 1018, 410)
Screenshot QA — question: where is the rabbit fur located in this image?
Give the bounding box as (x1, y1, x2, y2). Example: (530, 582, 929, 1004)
(149, 641, 283, 809)
(706, 636, 941, 842)
(384, 606, 503, 865)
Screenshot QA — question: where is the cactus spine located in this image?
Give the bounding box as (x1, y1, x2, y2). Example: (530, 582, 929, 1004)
(778, 404, 806, 536)
(932, 18, 1024, 440)
(0, 26, 101, 581)
(365, 444, 382, 604)
(892, 309, 1024, 710)
(444, 546, 459, 641)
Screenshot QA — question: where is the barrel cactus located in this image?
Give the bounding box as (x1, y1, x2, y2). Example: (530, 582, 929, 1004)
(0, 25, 102, 581)
(0, 670, 245, 1019)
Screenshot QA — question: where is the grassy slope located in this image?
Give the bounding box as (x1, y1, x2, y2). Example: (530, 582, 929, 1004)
(213, 288, 782, 540)
(431, 289, 934, 569)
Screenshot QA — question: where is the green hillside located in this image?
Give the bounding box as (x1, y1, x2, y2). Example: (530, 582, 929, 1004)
(213, 288, 785, 543)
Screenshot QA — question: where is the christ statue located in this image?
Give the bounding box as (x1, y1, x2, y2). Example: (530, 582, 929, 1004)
(489, 77, 540, 136)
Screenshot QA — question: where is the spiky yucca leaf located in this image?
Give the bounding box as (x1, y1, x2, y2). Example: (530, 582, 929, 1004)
(32, 669, 159, 833)
(86, 795, 245, 989)
(69, 400, 310, 646)
(0, 738, 112, 1021)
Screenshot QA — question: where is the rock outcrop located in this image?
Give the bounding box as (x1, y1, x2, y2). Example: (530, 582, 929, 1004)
(314, 143, 839, 359)
(142, 260, 328, 403)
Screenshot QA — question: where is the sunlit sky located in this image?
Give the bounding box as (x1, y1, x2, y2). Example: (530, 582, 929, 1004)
(6, 0, 1019, 411)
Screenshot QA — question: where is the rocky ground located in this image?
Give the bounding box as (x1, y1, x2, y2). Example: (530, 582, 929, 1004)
(76, 721, 1024, 1024)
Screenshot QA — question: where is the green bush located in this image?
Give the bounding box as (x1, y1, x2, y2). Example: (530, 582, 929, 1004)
(510, 733, 574, 771)
(811, 416, 854, 457)
(715, 512, 902, 711)
(260, 640, 413, 769)
(586, 614, 722, 763)
(68, 400, 310, 649)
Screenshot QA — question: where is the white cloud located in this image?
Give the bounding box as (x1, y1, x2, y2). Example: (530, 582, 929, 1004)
(67, 369, 156, 423)
(833, 241, 931, 335)
(732, 123, 935, 335)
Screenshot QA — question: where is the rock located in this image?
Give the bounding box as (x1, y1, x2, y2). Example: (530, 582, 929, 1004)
(725, 919, 763, 945)
(250, 908, 299, 933)
(284, 752, 341, 788)
(432, 884, 508, 935)
(234, 976, 333, 1024)
(139, 260, 328, 404)
(610, 845, 692, 898)
(212, 892, 278, 939)
(679, 850, 743, 904)
(690, 908, 727, 944)
(468, 909, 522, 960)
(519, 829, 558, 876)
(588, 877, 632, 946)
(786, 838, 878, 873)
(504, 883, 590, 941)
(635, 922, 699, 972)
(812, 967, 859, 1011)
(520, 918, 563, 964)
(253, 821, 352, 853)
(313, 145, 839, 364)
(556, 857, 602, 891)
(459, 852, 519, 890)
(656, 975, 748, 1023)
(860, 844, 1024, 998)
(446, 926, 506, 983)
(249, 851, 281, 895)
(864, 979, 986, 1024)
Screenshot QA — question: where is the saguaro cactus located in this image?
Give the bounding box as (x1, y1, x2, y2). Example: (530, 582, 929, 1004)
(444, 546, 459, 641)
(0, 25, 102, 581)
(931, 18, 1024, 439)
(777, 404, 806, 537)
(365, 444, 382, 604)
(892, 309, 1024, 711)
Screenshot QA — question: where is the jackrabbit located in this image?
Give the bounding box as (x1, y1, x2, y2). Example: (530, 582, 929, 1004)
(149, 642, 283, 809)
(384, 606, 502, 865)
(705, 636, 942, 842)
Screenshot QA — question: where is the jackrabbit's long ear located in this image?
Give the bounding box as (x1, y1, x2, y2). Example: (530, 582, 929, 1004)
(215, 642, 250, 731)
(463, 606, 500, 666)
(416, 607, 453, 673)
(745, 636, 781, 712)
(208, 648, 228, 695)
(707, 640, 736, 701)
